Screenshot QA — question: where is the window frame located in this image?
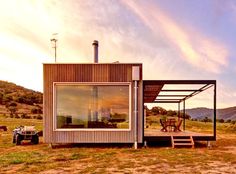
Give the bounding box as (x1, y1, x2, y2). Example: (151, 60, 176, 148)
(53, 82, 132, 131)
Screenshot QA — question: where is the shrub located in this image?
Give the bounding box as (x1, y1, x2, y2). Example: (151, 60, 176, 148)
(25, 115, 31, 119)
(6, 102, 18, 116)
(14, 114, 20, 119)
(167, 110, 177, 116)
(202, 116, 212, 123)
(21, 113, 27, 119)
(22, 114, 31, 119)
(36, 115, 43, 120)
(218, 119, 225, 123)
(31, 107, 42, 114)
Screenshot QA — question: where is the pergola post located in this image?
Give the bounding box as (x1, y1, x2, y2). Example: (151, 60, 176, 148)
(183, 99, 186, 131)
(214, 82, 216, 139)
(178, 102, 180, 120)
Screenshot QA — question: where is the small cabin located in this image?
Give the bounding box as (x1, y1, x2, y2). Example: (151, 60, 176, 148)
(43, 41, 216, 148)
(43, 63, 143, 148)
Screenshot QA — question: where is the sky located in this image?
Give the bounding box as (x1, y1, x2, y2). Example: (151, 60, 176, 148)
(0, 0, 235, 108)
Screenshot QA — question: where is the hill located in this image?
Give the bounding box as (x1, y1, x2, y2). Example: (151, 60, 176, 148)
(186, 106, 236, 121)
(0, 80, 43, 114)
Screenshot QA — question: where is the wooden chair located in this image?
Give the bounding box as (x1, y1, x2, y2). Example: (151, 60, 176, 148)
(160, 119, 168, 132)
(174, 119, 182, 131)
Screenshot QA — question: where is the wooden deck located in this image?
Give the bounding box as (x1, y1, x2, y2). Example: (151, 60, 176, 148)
(144, 129, 215, 141)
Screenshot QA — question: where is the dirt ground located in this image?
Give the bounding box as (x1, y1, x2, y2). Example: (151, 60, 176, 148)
(0, 137, 236, 174)
(0, 121, 236, 174)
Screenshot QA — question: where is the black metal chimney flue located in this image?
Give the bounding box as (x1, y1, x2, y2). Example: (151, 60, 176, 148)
(92, 40, 99, 63)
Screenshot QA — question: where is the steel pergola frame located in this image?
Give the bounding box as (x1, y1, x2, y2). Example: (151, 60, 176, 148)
(143, 80, 216, 141)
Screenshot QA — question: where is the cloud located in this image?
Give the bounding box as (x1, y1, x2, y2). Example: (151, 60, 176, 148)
(122, 1, 229, 74)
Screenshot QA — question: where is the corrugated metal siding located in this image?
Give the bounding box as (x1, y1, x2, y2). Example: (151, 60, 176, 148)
(43, 63, 142, 143)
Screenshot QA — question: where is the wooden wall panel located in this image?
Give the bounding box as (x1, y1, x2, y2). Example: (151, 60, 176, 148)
(43, 63, 142, 144)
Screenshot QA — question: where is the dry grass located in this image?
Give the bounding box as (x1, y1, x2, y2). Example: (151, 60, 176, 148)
(0, 115, 236, 173)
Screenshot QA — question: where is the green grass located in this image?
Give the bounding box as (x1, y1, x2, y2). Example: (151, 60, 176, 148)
(0, 114, 43, 131)
(0, 151, 45, 165)
(0, 114, 236, 173)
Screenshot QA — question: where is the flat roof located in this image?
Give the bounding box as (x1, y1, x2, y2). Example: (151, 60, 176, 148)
(43, 63, 143, 65)
(143, 80, 216, 103)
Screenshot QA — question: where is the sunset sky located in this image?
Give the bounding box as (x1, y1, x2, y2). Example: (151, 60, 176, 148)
(0, 0, 235, 108)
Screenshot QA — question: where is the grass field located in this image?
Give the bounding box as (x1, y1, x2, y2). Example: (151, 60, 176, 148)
(0, 115, 236, 174)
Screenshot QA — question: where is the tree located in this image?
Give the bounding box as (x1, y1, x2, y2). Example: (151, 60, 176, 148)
(218, 119, 225, 123)
(179, 112, 191, 120)
(6, 102, 18, 116)
(203, 116, 212, 123)
(31, 107, 42, 114)
(151, 106, 167, 115)
(2, 94, 13, 104)
(144, 105, 152, 116)
(159, 107, 167, 115)
(167, 110, 177, 116)
(151, 106, 159, 115)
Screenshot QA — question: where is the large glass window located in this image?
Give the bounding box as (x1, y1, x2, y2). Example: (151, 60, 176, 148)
(54, 83, 130, 130)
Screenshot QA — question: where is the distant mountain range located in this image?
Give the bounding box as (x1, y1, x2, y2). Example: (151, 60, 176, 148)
(186, 106, 236, 121)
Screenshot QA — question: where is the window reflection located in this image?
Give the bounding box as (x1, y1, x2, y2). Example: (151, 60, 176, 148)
(55, 84, 130, 129)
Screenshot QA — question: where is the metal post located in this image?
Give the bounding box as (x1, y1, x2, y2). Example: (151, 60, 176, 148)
(144, 140, 147, 148)
(214, 82, 216, 139)
(207, 141, 211, 148)
(134, 81, 138, 149)
(183, 100, 185, 131)
(178, 102, 180, 120)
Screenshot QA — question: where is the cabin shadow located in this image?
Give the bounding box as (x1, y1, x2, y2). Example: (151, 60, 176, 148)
(50, 143, 134, 149)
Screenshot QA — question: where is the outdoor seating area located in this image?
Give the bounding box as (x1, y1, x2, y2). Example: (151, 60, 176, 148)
(143, 80, 216, 145)
(160, 118, 182, 132)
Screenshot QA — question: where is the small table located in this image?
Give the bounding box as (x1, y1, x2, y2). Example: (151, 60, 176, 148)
(166, 118, 176, 132)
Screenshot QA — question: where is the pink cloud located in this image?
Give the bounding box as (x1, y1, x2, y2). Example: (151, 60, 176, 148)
(123, 1, 229, 74)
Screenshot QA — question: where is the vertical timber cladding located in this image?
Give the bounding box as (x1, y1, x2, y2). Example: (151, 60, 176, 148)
(43, 63, 143, 143)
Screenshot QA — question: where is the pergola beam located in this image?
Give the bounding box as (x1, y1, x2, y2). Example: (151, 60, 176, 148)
(147, 101, 180, 103)
(143, 80, 216, 85)
(161, 89, 200, 92)
(181, 84, 214, 102)
(157, 95, 187, 97)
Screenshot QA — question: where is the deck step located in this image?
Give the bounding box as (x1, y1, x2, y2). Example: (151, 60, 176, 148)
(173, 139, 192, 142)
(171, 136, 194, 148)
(174, 143, 193, 146)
